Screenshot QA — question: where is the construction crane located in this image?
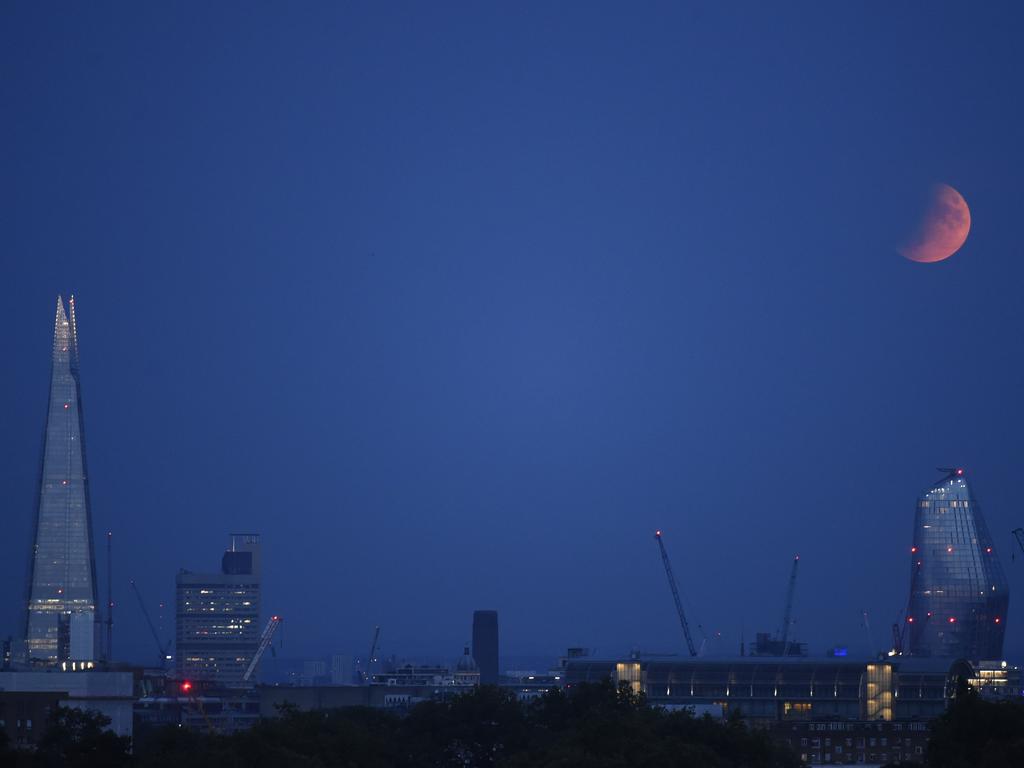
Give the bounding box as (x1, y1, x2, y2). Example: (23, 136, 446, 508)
(129, 580, 172, 668)
(361, 625, 381, 683)
(177, 680, 217, 734)
(778, 555, 799, 654)
(654, 530, 697, 657)
(891, 621, 906, 656)
(862, 610, 875, 653)
(1012, 528, 1024, 561)
(242, 615, 282, 683)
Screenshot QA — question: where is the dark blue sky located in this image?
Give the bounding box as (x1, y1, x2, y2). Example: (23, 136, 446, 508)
(3, 1, 1024, 666)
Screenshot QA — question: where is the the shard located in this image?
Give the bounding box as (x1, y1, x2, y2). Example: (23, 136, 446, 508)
(906, 469, 1009, 660)
(24, 296, 99, 664)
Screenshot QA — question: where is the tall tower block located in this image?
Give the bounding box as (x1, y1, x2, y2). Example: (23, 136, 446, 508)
(906, 469, 1009, 660)
(472, 610, 499, 685)
(25, 296, 100, 664)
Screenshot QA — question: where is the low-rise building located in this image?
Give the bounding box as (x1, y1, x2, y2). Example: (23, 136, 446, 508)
(566, 656, 969, 723)
(0, 669, 134, 739)
(767, 719, 931, 765)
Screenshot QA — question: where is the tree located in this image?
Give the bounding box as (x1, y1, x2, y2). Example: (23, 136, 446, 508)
(32, 706, 131, 768)
(130, 683, 801, 768)
(925, 680, 1024, 768)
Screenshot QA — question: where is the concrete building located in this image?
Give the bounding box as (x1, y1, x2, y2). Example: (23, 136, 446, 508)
(134, 679, 260, 735)
(768, 719, 931, 766)
(0, 670, 134, 739)
(330, 654, 353, 685)
(566, 656, 970, 723)
(175, 534, 262, 686)
(259, 684, 458, 716)
(0, 691, 62, 749)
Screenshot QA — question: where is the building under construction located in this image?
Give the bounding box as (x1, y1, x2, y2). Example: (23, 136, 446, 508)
(655, 531, 807, 659)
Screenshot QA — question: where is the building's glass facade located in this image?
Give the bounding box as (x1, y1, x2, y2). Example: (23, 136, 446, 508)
(25, 297, 99, 664)
(567, 657, 959, 722)
(906, 470, 1009, 660)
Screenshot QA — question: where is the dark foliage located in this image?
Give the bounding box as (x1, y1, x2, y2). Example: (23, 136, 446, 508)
(132, 681, 799, 768)
(29, 706, 131, 768)
(923, 681, 1024, 768)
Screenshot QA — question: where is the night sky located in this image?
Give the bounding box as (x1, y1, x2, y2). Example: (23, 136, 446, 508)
(3, 1, 1024, 667)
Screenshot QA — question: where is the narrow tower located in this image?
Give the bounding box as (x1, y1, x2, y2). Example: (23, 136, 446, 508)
(24, 296, 100, 664)
(472, 610, 499, 685)
(906, 469, 1009, 660)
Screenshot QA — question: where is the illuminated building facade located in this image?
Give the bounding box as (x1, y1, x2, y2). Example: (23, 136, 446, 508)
(175, 534, 261, 686)
(25, 296, 100, 664)
(569, 656, 965, 722)
(906, 469, 1009, 660)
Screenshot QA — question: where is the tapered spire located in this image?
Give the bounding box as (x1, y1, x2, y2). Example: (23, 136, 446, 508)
(53, 295, 70, 363)
(68, 294, 80, 370)
(27, 295, 99, 663)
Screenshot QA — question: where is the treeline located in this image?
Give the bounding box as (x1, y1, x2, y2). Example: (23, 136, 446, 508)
(3, 682, 798, 767)
(910, 681, 1024, 768)
(5, 680, 1023, 767)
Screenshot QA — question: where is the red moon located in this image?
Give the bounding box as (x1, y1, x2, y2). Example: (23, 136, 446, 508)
(898, 183, 971, 263)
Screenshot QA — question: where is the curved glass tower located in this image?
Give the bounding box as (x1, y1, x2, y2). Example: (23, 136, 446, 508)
(24, 296, 99, 664)
(906, 469, 1008, 660)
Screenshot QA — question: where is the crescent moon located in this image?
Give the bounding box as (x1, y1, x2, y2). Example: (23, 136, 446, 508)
(898, 183, 971, 263)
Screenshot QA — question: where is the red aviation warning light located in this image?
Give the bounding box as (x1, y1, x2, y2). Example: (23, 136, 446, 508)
(180, 680, 193, 694)
(948, 617, 956, 624)
(907, 616, 915, 623)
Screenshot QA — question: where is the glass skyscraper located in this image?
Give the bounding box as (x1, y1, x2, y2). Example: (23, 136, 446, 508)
(906, 469, 1009, 660)
(25, 296, 100, 664)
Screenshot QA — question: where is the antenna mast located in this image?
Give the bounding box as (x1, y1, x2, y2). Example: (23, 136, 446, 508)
(106, 531, 113, 662)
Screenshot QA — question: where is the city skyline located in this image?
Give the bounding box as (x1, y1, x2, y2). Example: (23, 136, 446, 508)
(3, 2, 1024, 668)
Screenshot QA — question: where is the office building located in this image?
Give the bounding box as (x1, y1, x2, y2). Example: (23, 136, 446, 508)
(472, 610, 499, 685)
(330, 654, 353, 685)
(25, 296, 100, 664)
(176, 534, 261, 686)
(566, 655, 966, 723)
(906, 469, 1009, 659)
(768, 720, 931, 766)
